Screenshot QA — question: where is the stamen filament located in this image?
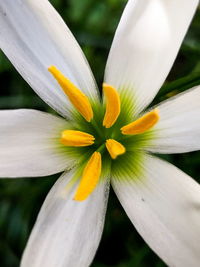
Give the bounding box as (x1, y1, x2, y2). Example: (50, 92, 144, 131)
(74, 152, 102, 201)
(103, 83, 120, 128)
(61, 130, 95, 147)
(121, 109, 159, 135)
(48, 66, 93, 122)
(106, 139, 126, 159)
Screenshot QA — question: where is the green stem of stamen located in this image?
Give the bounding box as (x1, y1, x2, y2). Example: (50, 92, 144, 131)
(119, 135, 134, 141)
(96, 143, 106, 154)
(91, 119, 104, 138)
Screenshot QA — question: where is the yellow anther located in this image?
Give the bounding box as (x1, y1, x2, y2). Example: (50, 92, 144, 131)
(121, 109, 159, 135)
(103, 83, 120, 128)
(61, 130, 95, 147)
(48, 66, 93, 122)
(106, 139, 126, 159)
(74, 152, 102, 201)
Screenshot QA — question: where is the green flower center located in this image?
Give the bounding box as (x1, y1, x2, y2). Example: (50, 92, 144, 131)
(49, 66, 158, 200)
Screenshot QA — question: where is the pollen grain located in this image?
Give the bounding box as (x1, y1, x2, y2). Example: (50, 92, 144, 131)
(74, 152, 102, 201)
(103, 83, 120, 128)
(61, 130, 95, 147)
(121, 109, 159, 135)
(106, 139, 126, 159)
(48, 65, 93, 122)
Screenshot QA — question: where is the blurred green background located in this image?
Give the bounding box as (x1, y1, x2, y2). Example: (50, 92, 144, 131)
(0, 1, 200, 266)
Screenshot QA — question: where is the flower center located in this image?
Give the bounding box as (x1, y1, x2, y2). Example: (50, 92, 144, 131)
(48, 66, 159, 201)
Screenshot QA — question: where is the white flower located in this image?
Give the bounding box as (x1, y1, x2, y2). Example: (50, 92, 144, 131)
(0, 0, 200, 266)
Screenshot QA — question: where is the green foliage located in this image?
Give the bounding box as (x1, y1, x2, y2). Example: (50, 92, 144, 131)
(0, 1, 200, 267)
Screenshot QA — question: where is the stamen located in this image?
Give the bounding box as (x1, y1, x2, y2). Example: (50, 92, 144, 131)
(106, 139, 126, 159)
(48, 66, 93, 122)
(121, 109, 159, 135)
(74, 152, 102, 201)
(61, 130, 95, 147)
(103, 83, 120, 128)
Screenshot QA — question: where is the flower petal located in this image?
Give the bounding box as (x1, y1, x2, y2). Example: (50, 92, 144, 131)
(112, 154, 200, 266)
(21, 170, 110, 267)
(0, 0, 98, 118)
(105, 0, 198, 115)
(146, 86, 200, 153)
(0, 109, 75, 177)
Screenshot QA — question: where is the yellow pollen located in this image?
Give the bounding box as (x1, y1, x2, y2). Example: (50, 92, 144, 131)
(48, 66, 93, 122)
(74, 152, 102, 201)
(121, 109, 159, 135)
(61, 130, 95, 147)
(106, 139, 126, 159)
(103, 83, 120, 128)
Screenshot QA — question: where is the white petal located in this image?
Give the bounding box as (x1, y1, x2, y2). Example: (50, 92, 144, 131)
(0, 109, 75, 177)
(105, 0, 198, 115)
(21, 170, 110, 267)
(112, 154, 200, 267)
(146, 86, 200, 154)
(0, 0, 99, 118)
